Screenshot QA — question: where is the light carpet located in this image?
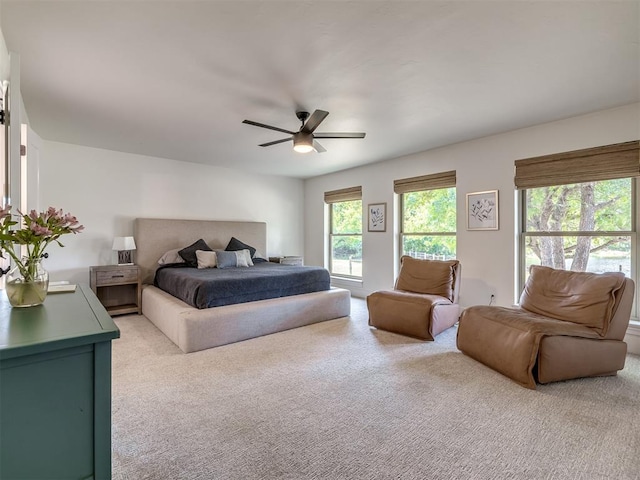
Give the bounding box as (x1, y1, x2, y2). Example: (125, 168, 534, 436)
(112, 298, 640, 480)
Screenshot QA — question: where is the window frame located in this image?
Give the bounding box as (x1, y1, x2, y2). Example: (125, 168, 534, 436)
(328, 199, 363, 279)
(514, 141, 640, 315)
(399, 186, 457, 262)
(517, 178, 637, 312)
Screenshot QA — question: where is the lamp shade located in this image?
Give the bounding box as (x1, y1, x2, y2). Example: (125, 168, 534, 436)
(112, 236, 136, 251)
(292, 132, 314, 153)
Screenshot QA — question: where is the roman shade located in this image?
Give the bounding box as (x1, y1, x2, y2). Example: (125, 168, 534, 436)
(393, 170, 456, 194)
(324, 186, 362, 204)
(514, 140, 640, 189)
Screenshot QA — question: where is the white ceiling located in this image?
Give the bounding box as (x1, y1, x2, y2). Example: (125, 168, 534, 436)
(1, 1, 638, 179)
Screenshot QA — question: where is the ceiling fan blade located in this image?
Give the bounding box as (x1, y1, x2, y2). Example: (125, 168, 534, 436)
(259, 137, 291, 147)
(314, 132, 366, 139)
(313, 140, 326, 153)
(301, 110, 329, 134)
(243, 119, 296, 135)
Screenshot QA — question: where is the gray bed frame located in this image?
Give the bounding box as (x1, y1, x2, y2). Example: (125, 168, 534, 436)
(134, 218, 351, 353)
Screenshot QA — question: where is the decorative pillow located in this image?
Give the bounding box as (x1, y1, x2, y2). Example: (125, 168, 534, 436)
(157, 248, 185, 265)
(395, 256, 459, 302)
(178, 239, 212, 267)
(226, 237, 257, 259)
(196, 250, 217, 269)
(240, 249, 254, 267)
(236, 250, 251, 267)
(216, 250, 251, 269)
(520, 265, 626, 335)
(216, 250, 237, 269)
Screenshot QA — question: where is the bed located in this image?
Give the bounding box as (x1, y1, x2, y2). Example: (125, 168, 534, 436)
(155, 262, 332, 309)
(135, 218, 351, 353)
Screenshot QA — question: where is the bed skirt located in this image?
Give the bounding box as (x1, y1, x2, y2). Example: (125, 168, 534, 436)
(141, 285, 352, 353)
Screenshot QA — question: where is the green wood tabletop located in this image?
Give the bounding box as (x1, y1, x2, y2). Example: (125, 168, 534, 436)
(0, 283, 120, 360)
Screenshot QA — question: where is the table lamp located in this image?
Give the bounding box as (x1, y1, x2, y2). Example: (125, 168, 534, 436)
(112, 236, 136, 265)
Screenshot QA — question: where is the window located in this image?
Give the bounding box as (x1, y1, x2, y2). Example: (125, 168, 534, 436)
(515, 141, 640, 294)
(395, 171, 456, 260)
(325, 187, 362, 278)
(521, 178, 634, 278)
(400, 188, 456, 260)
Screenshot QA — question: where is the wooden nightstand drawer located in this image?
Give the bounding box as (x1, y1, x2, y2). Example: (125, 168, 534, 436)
(96, 268, 138, 285)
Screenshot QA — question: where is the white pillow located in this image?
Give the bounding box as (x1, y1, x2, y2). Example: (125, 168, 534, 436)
(196, 250, 217, 269)
(234, 250, 251, 268)
(158, 248, 185, 265)
(241, 249, 254, 266)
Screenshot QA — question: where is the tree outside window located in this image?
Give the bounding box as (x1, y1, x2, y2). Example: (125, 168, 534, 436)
(401, 188, 456, 260)
(330, 200, 362, 278)
(523, 178, 633, 278)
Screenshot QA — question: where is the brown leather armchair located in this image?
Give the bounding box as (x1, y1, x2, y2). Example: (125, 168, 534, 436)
(457, 265, 635, 389)
(367, 256, 462, 340)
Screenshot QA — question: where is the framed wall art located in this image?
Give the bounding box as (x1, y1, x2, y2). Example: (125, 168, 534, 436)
(466, 190, 499, 231)
(368, 203, 386, 232)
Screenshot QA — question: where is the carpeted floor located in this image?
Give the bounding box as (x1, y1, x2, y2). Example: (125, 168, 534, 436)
(112, 298, 640, 480)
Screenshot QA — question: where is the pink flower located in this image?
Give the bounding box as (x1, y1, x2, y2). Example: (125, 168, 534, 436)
(0, 206, 83, 270)
(30, 223, 53, 236)
(63, 213, 80, 226)
(44, 207, 63, 222)
(0, 205, 11, 219)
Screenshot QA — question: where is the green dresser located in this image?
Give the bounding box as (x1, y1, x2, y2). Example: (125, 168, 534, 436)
(0, 284, 120, 480)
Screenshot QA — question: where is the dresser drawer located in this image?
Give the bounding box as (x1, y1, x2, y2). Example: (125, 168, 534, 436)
(96, 268, 138, 285)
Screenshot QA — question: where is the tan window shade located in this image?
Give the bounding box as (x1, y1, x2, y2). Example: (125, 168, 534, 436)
(324, 186, 362, 204)
(514, 140, 640, 189)
(394, 170, 456, 194)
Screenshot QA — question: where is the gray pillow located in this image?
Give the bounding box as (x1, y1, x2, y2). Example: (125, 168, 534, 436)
(215, 250, 252, 268)
(215, 250, 239, 269)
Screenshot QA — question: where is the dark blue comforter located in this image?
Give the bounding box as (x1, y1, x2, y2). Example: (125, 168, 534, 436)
(154, 262, 330, 309)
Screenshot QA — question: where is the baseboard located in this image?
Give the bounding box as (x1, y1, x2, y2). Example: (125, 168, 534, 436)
(330, 277, 368, 299)
(624, 322, 640, 355)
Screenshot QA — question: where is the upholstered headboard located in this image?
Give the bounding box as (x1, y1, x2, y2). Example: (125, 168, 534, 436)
(134, 218, 267, 284)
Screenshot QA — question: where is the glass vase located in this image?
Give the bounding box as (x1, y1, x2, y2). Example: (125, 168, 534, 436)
(5, 258, 49, 307)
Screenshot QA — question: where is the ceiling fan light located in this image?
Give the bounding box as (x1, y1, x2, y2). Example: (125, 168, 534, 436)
(293, 132, 314, 153)
(294, 144, 314, 153)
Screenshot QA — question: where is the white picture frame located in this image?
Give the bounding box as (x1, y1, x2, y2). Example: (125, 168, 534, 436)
(466, 190, 499, 231)
(368, 203, 387, 232)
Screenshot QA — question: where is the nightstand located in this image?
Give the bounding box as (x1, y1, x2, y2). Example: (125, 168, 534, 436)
(90, 264, 141, 315)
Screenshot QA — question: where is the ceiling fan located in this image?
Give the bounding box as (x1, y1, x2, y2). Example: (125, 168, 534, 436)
(242, 109, 366, 153)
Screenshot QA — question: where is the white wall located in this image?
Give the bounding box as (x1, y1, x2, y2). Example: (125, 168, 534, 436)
(305, 103, 640, 308)
(0, 17, 8, 81)
(39, 141, 305, 284)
